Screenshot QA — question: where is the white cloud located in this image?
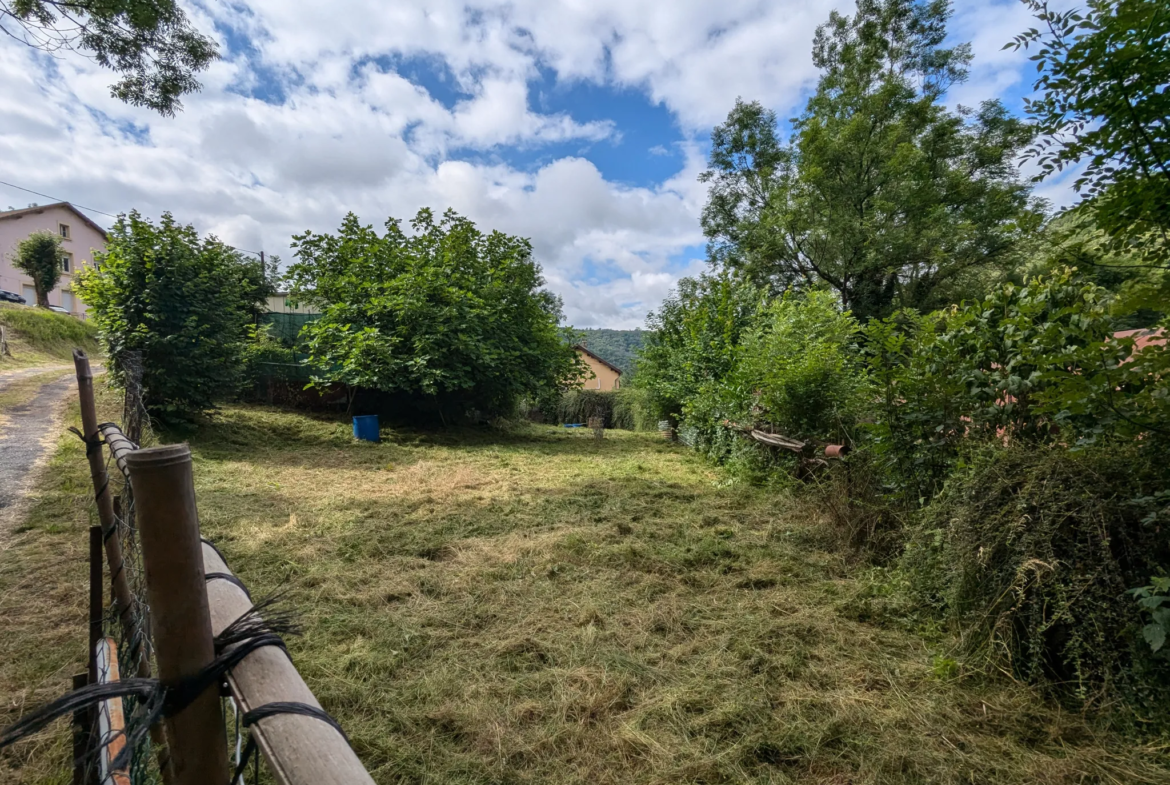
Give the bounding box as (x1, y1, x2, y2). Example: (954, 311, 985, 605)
(232, 0, 845, 130)
(0, 0, 1079, 327)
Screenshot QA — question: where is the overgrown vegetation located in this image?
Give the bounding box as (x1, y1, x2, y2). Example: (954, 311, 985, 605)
(5, 400, 1170, 783)
(532, 387, 656, 431)
(637, 272, 762, 439)
(904, 446, 1170, 716)
(640, 263, 1170, 718)
(634, 0, 1170, 725)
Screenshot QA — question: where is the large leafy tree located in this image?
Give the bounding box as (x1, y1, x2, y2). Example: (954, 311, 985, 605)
(1, 0, 217, 114)
(11, 231, 64, 306)
(702, 0, 1043, 320)
(286, 208, 578, 416)
(75, 211, 269, 420)
(1009, 0, 1170, 266)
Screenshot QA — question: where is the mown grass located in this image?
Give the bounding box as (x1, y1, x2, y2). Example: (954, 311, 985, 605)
(3, 401, 1169, 783)
(0, 303, 99, 369)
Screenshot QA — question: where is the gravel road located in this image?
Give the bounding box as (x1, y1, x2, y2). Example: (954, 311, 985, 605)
(0, 366, 75, 546)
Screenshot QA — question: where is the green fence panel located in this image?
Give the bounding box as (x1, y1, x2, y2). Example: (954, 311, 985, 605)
(262, 312, 320, 346)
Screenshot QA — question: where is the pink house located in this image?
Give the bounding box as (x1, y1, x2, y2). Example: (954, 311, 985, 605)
(0, 202, 108, 318)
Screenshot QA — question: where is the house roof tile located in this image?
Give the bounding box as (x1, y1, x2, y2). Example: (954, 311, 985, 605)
(0, 202, 109, 240)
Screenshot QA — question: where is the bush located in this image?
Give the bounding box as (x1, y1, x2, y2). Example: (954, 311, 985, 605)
(862, 268, 1121, 506)
(903, 445, 1170, 712)
(637, 272, 763, 427)
(556, 389, 617, 428)
(735, 290, 870, 442)
(521, 386, 656, 430)
(663, 289, 870, 472)
(613, 386, 656, 431)
(241, 325, 301, 386)
(74, 211, 272, 422)
(288, 209, 577, 417)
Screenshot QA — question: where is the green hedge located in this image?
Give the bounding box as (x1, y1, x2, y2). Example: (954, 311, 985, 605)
(532, 387, 655, 430)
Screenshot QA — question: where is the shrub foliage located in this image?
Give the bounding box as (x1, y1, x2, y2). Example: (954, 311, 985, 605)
(75, 211, 271, 421)
(906, 446, 1170, 711)
(288, 209, 577, 417)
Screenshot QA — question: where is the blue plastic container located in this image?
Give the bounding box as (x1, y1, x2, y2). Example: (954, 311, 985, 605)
(352, 415, 380, 443)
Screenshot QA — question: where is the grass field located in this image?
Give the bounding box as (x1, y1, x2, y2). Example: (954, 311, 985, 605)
(3, 399, 1169, 784)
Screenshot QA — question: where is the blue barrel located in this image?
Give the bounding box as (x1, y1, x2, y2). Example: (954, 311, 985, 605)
(352, 415, 380, 443)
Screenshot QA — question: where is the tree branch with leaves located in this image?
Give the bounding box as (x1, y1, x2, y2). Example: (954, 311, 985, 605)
(1, 0, 217, 114)
(1008, 0, 1170, 267)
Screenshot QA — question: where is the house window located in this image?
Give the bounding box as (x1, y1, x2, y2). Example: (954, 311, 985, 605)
(61, 252, 73, 273)
(59, 223, 70, 239)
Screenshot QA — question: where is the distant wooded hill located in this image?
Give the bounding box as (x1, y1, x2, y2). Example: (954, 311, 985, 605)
(573, 328, 649, 375)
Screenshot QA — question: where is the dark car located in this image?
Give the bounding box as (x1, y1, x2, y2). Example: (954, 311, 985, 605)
(0, 289, 26, 304)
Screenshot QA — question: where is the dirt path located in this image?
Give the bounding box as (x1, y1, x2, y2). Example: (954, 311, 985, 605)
(0, 365, 70, 386)
(0, 367, 75, 547)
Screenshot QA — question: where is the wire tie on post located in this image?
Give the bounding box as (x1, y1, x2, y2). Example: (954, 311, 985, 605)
(205, 572, 253, 601)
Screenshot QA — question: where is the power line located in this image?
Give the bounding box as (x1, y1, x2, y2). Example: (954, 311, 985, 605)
(0, 178, 120, 219)
(0, 178, 265, 257)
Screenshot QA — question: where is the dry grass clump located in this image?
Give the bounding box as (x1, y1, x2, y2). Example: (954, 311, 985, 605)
(3, 403, 1169, 783)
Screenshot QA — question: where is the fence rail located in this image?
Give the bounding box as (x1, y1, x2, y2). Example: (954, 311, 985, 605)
(101, 435, 373, 782)
(0, 349, 374, 785)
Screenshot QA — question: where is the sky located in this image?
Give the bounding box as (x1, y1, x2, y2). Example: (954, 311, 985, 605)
(0, 0, 1082, 328)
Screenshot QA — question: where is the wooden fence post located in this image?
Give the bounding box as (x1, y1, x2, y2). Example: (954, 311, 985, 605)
(95, 638, 132, 785)
(127, 444, 229, 785)
(73, 350, 142, 676)
(88, 527, 102, 685)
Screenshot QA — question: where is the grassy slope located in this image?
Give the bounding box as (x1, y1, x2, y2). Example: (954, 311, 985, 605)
(3, 403, 1168, 783)
(0, 303, 99, 370)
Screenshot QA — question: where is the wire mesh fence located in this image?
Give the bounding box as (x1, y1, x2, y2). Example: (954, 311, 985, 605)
(90, 428, 268, 785)
(2, 350, 371, 784)
(95, 419, 159, 784)
(260, 312, 318, 347)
